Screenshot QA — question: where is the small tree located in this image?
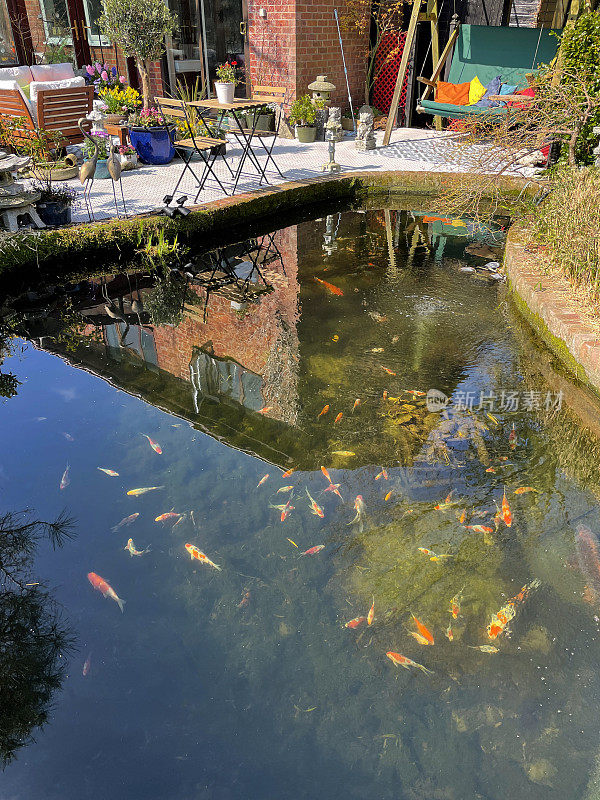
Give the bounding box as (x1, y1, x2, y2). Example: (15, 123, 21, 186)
(100, 0, 177, 108)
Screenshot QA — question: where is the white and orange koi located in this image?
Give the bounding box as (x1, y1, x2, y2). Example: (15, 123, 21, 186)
(141, 433, 162, 454)
(306, 488, 325, 518)
(277, 485, 294, 494)
(124, 538, 150, 556)
(97, 467, 119, 477)
(185, 543, 221, 570)
(257, 474, 269, 488)
(324, 482, 343, 500)
(386, 652, 433, 675)
(321, 466, 333, 483)
(155, 512, 181, 524)
(418, 547, 452, 562)
(87, 572, 125, 612)
(59, 464, 70, 490)
(501, 488, 512, 527)
(487, 579, 540, 639)
(367, 597, 375, 626)
(348, 495, 366, 532)
(375, 467, 389, 481)
(434, 491, 456, 511)
(352, 398, 361, 413)
(127, 486, 164, 496)
(301, 544, 325, 556)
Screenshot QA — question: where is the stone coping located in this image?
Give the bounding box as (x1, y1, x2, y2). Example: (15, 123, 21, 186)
(504, 225, 600, 398)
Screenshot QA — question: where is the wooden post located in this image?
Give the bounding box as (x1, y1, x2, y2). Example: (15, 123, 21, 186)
(383, 0, 422, 146)
(428, 0, 441, 130)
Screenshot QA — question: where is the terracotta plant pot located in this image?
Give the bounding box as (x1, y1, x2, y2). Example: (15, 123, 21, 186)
(295, 125, 316, 143)
(104, 112, 128, 125)
(215, 82, 235, 104)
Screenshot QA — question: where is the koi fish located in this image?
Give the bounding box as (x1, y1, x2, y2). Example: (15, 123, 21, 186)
(332, 335, 339, 342)
(282, 468, 295, 478)
(345, 616, 367, 629)
(375, 467, 389, 481)
(127, 486, 164, 496)
(501, 489, 512, 527)
(465, 524, 494, 534)
(141, 433, 162, 454)
(258, 406, 273, 414)
(487, 579, 540, 639)
(287, 538, 298, 548)
(418, 547, 452, 562)
(59, 464, 70, 490)
(367, 598, 375, 626)
(382, 367, 396, 376)
(269, 502, 289, 511)
(384, 491, 393, 502)
(185, 543, 221, 570)
(332, 451, 355, 457)
(352, 399, 361, 413)
(386, 652, 433, 675)
(445, 625, 454, 641)
(124, 538, 150, 556)
(422, 215, 450, 223)
(469, 645, 499, 653)
(449, 591, 463, 619)
(434, 491, 455, 511)
(348, 495, 366, 532)
(62, 432, 74, 442)
(281, 501, 295, 522)
(301, 544, 325, 556)
(458, 509, 467, 524)
(493, 502, 502, 532)
(237, 589, 251, 608)
(508, 423, 517, 450)
(317, 405, 330, 418)
(98, 467, 119, 477)
(406, 390, 426, 397)
(315, 277, 343, 296)
(485, 412, 499, 426)
(111, 513, 139, 532)
(409, 632, 431, 645)
(155, 512, 181, 523)
(334, 412, 343, 424)
(486, 467, 497, 473)
(514, 486, 538, 495)
(324, 483, 343, 500)
(277, 485, 294, 494)
(82, 653, 91, 676)
(412, 615, 434, 645)
(87, 572, 125, 612)
(257, 474, 269, 488)
(371, 347, 384, 353)
(306, 488, 324, 518)
(321, 466, 332, 483)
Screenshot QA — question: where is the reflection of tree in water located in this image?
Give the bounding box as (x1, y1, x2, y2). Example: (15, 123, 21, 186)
(0, 510, 75, 767)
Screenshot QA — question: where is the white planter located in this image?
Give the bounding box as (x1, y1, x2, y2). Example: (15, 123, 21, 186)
(119, 152, 138, 171)
(215, 81, 235, 104)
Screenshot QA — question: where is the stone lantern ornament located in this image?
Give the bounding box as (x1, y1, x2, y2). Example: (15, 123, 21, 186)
(308, 75, 336, 107)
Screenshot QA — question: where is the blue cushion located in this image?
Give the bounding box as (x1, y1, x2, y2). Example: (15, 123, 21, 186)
(476, 75, 502, 108)
(500, 83, 518, 95)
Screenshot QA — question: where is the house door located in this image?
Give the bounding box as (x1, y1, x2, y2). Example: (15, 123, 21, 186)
(64, 0, 92, 66)
(204, 0, 249, 93)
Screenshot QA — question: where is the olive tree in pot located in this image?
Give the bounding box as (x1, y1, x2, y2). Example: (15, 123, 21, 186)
(289, 95, 321, 143)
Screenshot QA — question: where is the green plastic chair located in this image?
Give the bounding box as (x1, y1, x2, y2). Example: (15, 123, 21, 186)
(417, 24, 562, 120)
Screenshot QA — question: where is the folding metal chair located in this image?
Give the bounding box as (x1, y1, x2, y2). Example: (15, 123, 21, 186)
(155, 97, 231, 201)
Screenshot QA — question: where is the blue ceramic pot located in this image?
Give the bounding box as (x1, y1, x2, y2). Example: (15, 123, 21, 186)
(94, 159, 110, 179)
(129, 126, 175, 165)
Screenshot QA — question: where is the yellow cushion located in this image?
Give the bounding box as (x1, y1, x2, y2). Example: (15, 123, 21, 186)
(468, 76, 486, 105)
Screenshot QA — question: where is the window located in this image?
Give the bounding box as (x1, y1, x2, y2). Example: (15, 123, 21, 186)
(38, 0, 73, 45)
(0, 3, 17, 64)
(82, 0, 110, 47)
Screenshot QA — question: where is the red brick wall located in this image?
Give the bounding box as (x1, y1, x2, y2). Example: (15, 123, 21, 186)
(247, 0, 297, 104)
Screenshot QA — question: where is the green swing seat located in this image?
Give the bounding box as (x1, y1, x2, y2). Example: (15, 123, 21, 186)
(417, 23, 562, 120)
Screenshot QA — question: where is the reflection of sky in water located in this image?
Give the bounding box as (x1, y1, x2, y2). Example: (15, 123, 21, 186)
(2, 210, 600, 800)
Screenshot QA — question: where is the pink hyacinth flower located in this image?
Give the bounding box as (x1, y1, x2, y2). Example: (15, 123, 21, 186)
(101, 70, 108, 81)
(120, 76, 126, 83)
(86, 65, 94, 76)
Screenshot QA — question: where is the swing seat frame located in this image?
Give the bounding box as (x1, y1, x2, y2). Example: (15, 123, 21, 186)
(416, 23, 562, 120)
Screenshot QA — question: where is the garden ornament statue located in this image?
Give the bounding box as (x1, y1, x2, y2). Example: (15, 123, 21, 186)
(355, 105, 376, 152)
(106, 141, 128, 219)
(78, 117, 98, 222)
(322, 111, 342, 175)
(0, 150, 45, 232)
(308, 75, 336, 107)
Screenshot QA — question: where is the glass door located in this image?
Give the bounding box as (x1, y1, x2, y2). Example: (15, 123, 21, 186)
(202, 0, 248, 95)
(81, 0, 111, 47)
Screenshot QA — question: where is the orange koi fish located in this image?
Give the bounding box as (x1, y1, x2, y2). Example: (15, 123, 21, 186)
(258, 406, 273, 414)
(155, 512, 181, 524)
(334, 412, 343, 424)
(449, 591, 463, 619)
(237, 589, 251, 608)
(111, 513, 139, 532)
(367, 598, 375, 626)
(59, 464, 70, 491)
(375, 467, 389, 481)
(465, 525, 494, 534)
(257, 474, 269, 488)
(501, 489, 512, 527)
(348, 495, 366, 532)
(384, 491, 393, 502)
(508, 423, 517, 450)
(382, 366, 396, 376)
(82, 653, 92, 676)
(418, 547, 452, 562)
(345, 616, 367, 629)
(383, 390, 388, 400)
(141, 433, 162, 454)
(487, 579, 540, 639)
(315, 276, 344, 296)
(458, 509, 467, 524)
(445, 625, 454, 641)
(277, 485, 294, 494)
(332, 450, 355, 457)
(306, 488, 324, 518)
(282, 468, 295, 478)
(514, 486, 537, 495)
(317, 405, 330, 419)
(87, 572, 125, 612)
(127, 486, 164, 496)
(386, 652, 433, 675)
(321, 466, 333, 483)
(486, 467, 497, 474)
(324, 483, 343, 500)
(409, 632, 431, 645)
(97, 467, 119, 477)
(434, 491, 455, 511)
(281, 501, 295, 522)
(422, 215, 450, 223)
(301, 544, 325, 556)
(352, 398, 361, 413)
(406, 390, 426, 397)
(185, 543, 221, 570)
(124, 538, 150, 556)
(412, 615, 434, 645)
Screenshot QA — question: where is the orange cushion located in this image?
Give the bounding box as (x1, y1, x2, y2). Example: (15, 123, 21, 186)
(435, 80, 471, 105)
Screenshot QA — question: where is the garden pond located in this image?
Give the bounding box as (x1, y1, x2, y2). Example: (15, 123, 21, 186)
(2, 207, 600, 799)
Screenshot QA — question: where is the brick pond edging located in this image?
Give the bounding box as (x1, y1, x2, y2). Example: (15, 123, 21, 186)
(504, 225, 600, 397)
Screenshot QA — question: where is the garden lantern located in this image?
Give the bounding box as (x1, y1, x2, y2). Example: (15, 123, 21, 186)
(308, 75, 336, 107)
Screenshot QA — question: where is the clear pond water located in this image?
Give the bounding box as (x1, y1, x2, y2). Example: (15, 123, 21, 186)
(2, 208, 600, 799)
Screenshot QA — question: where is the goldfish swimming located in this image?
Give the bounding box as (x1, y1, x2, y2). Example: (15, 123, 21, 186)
(317, 405, 330, 418)
(384, 491, 393, 502)
(59, 464, 70, 490)
(382, 367, 396, 376)
(487, 579, 540, 639)
(458, 509, 467, 524)
(281, 500, 295, 522)
(508, 423, 517, 450)
(406, 390, 426, 397)
(375, 467, 389, 481)
(418, 547, 452, 562)
(87, 572, 125, 612)
(111, 513, 139, 532)
(371, 347, 384, 353)
(434, 491, 456, 511)
(334, 412, 343, 424)
(237, 588, 251, 608)
(185, 543, 221, 570)
(466, 524, 494, 534)
(324, 482, 343, 500)
(348, 495, 366, 532)
(501, 489, 512, 527)
(409, 633, 431, 645)
(258, 406, 273, 414)
(422, 215, 451, 223)
(257, 474, 269, 488)
(124, 538, 150, 556)
(514, 486, 538, 495)
(321, 466, 332, 483)
(155, 512, 181, 523)
(277, 485, 294, 494)
(345, 616, 367, 629)
(315, 276, 344, 295)
(98, 467, 119, 477)
(141, 433, 162, 454)
(332, 451, 355, 457)
(282, 468, 295, 478)
(287, 538, 298, 548)
(301, 544, 325, 556)
(127, 486, 164, 496)
(486, 412, 499, 426)
(352, 399, 361, 413)
(445, 625, 454, 641)
(411, 615, 434, 645)
(306, 488, 324, 518)
(449, 591, 463, 619)
(367, 598, 375, 626)
(469, 645, 499, 653)
(386, 652, 433, 675)
(82, 653, 91, 676)
(486, 467, 497, 473)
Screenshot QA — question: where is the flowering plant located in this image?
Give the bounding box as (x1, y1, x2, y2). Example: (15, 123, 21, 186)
(84, 62, 125, 91)
(99, 85, 142, 114)
(118, 144, 136, 155)
(83, 130, 111, 160)
(215, 61, 239, 85)
(128, 107, 166, 128)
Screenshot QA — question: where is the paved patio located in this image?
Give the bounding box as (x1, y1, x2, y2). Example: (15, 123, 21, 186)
(61, 127, 508, 224)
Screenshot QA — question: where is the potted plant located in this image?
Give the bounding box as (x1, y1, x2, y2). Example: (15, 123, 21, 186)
(84, 63, 126, 95)
(118, 144, 138, 170)
(100, 0, 176, 109)
(289, 95, 318, 143)
(246, 104, 275, 132)
(83, 130, 112, 178)
(128, 107, 175, 165)
(214, 61, 238, 104)
(99, 85, 142, 124)
(33, 180, 78, 227)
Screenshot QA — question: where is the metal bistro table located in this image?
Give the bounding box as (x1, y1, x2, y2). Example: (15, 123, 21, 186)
(188, 98, 280, 195)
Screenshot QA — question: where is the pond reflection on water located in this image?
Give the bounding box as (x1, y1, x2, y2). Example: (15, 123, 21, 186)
(2, 208, 600, 800)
